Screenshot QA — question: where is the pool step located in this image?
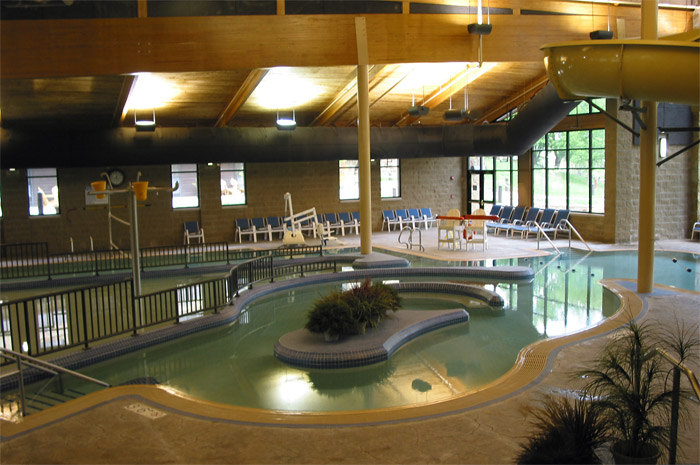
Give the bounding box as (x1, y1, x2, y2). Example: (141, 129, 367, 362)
(24, 388, 88, 414)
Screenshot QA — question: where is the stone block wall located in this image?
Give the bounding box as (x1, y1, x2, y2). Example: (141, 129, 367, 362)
(0, 157, 465, 252)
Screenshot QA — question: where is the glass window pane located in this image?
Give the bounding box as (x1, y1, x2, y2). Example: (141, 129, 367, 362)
(339, 160, 359, 200)
(548, 150, 566, 169)
(533, 170, 546, 207)
(568, 130, 590, 149)
(592, 169, 605, 213)
(512, 169, 519, 206)
(532, 150, 546, 169)
(221, 163, 246, 206)
(380, 159, 400, 198)
(533, 135, 546, 151)
(495, 172, 510, 205)
(591, 129, 605, 148)
(547, 170, 567, 209)
(482, 157, 494, 170)
(172, 164, 199, 209)
(592, 149, 605, 168)
(495, 156, 510, 171)
(27, 168, 59, 216)
(468, 157, 481, 171)
(569, 149, 590, 168)
(547, 132, 567, 150)
(569, 169, 590, 212)
(483, 173, 494, 203)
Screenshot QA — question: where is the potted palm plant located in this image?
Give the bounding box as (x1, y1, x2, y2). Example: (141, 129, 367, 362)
(578, 321, 671, 464)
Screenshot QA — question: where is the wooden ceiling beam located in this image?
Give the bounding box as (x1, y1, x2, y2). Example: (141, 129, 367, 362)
(310, 65, 386, 127)
(394, 64, 492, 127)
(472, 73, 550, 125)
(2, 10, 688, 79)
(214, 69, 268, 128)
(113, 74, 137, 127)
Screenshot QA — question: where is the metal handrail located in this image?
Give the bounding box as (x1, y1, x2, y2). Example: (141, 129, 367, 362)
(535, 223, 561, 254)
(656, 348, 700, 399)
(562, 219, 592, 252)
(0, 348, 110, 417)
(398, 226, 424, 252)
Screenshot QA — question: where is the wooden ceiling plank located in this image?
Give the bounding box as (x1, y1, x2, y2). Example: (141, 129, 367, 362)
(214, 69, 268, 128)
(2, 10, 688, 79)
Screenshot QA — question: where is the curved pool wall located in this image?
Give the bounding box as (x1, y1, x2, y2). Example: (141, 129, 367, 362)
(0, 265, 534, 391)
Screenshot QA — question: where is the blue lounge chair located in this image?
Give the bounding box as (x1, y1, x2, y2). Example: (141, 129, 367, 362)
(235, 218, 256, 243)
(692, 222, 700, 240)
(382, 210, 401, 231)
(338, 212, 359, 235)
(541, 210, 571, 238)
(395, 209, 413, 229)
(351, 211, 362, 233)
(183, 221, 205, 245)
(266, 216, 285, 240)
(407, 208, 423, 228)
(324, 213, 344, 235)
(419, 208, 437, 229)
(502, 207, 540, 237)
(495, 205, 526, 235)
(512, 208, 556, 239)
(486, 205, 514, 235)
(487, 204, 502, 217)
(250, 217, 270, 242)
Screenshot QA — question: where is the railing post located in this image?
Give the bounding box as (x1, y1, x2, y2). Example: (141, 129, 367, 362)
(16, 356, 27, 417)
(81, 289, 89, 350)
(94, 249, 99, 277)
(269, 256, 274, 283)
(669, 366, 681, 464)
(185, 244, 190, 269)
(22, 301, 31, 356)
(131, 280, 139, 336)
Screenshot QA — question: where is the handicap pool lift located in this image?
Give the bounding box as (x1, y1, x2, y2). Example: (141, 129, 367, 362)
(282, 192, 317, 246)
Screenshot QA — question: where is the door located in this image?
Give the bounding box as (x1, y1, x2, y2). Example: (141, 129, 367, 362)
(467, 157, 494, 214)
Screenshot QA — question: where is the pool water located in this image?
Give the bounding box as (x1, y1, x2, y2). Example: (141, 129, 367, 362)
(17, 249, 700, 412)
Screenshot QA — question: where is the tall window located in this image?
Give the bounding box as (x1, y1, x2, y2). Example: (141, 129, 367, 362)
(494, 156, 518, 206)
(27, 168, 59, 216)
(568, 97, 605, 116)
(532, 129, 605, 213)
(171, 164, 199, 209)
(339, 160, 359, 200)
(220, 163, 246, 206)
(380, 159, 400, 198)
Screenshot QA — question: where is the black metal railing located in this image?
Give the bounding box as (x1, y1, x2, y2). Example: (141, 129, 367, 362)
(1, 242, 323, 279)
(0, 254, 337, 363)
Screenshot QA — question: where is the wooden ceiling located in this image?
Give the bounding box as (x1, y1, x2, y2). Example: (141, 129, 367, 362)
(0, 0, 694, 132)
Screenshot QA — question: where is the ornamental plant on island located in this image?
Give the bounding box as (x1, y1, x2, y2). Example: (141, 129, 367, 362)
(305, 279, 401, 341)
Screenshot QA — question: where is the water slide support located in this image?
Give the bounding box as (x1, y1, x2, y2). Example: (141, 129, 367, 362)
(637, 0, 657, 294)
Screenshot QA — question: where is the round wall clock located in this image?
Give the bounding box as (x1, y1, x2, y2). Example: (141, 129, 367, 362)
(109, 169, 125, 187)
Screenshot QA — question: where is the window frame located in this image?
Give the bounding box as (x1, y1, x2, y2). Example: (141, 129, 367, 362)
(171, 163, 200, 209)
(531, 128, 605, 213)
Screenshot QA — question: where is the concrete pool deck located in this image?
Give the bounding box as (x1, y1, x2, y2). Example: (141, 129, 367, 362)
(1, 235, 698, 464)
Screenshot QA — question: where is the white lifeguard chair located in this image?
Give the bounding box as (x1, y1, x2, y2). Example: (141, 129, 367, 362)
(437, 208, 464, 250)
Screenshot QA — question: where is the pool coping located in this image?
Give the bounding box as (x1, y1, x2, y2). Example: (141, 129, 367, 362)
(3, 279, 696, 438)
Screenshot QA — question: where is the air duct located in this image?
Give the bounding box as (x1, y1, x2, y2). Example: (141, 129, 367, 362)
(0, 83, 578, 168)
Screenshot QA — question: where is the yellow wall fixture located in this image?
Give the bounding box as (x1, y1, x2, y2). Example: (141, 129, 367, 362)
(132, 181, 149, 201)
(91, 181, 107, 199)
(541, 40, 699, 106)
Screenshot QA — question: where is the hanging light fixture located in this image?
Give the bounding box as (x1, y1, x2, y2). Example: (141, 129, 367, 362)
(276, 109, 296, 131)
(589, 2, 614, 40)
(408, 84, 429, 117)
(467, 0, 492, 35)
(134, 108, 156, 132)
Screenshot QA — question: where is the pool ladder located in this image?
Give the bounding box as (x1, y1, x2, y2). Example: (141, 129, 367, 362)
(398, 226, 424, 252)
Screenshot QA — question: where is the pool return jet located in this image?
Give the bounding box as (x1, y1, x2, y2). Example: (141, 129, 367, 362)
(89, 173, 178, 297)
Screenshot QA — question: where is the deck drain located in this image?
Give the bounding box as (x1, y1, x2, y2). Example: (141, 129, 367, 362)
(124, 402, 167, 419)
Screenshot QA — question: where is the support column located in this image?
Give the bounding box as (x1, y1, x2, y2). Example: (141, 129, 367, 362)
(637, 0, 658, 293)
(356, 17, 372, 255)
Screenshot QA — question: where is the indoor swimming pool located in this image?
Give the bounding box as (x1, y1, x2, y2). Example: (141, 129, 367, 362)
(8, 249, 699, 413)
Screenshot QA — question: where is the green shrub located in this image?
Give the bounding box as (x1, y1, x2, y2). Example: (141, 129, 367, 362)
(305, 279, 401, 339)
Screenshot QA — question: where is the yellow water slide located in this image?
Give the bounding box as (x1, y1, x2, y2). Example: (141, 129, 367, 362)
(541, 34, 699, 106)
